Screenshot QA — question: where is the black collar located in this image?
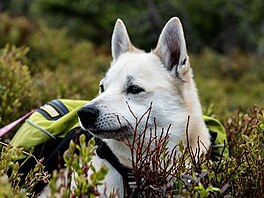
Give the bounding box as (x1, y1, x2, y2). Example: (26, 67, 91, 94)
(94, 138, 138, 197)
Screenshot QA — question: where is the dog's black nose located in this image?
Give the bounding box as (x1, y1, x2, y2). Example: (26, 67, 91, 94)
(78, 105, 99, 129)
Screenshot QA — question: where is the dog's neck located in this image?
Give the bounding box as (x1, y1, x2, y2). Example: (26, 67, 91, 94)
(103, 139, 132, 167)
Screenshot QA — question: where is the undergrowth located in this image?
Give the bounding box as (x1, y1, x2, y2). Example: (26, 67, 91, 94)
(0, 13, 263, 128)
(115, 104, 264, 197)
(0, 135, 108, 198)
(47, 135, 108, 197)
(0, 105, 263, 197)
(0, 13, 263, 197)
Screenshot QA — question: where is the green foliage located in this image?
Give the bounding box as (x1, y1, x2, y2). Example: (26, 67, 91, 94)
(27, 22, 110, 100)
(0, 145, 23, 196)
(28, 22, 109, 73)
(6, 0, 262, 54)
(0, 45, 33, 127)
(0, 142, 49, 197)
(130, 106, 264, 197)
(0, 14, 262, 123)
(225, 107, 264, 157)
(0, 10, 263, 197)
(192, 48, 264, 118)
(0, 174, 24, 198)
(1, 106, 263, 197)
(46, 134, 108, 197)
(0, 14, 110, 129)
(0, 13, 34, 48)
(0, 135, 108, 197)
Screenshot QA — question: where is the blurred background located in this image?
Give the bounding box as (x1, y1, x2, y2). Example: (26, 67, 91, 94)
(0, 0, 263, 127)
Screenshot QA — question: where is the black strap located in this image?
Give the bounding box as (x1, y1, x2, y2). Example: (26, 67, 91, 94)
(16, 127, 88, 194)
(36, 99, 70, 120)
(48, 99, 69, 115)
(209, 130, 217, 145)
(95, 138, 138, 197)
(209, 130, 222, 161)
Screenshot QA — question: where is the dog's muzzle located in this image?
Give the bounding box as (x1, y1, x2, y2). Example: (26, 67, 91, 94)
(78, 105, 99, 129)
(78, 105, 132, 140)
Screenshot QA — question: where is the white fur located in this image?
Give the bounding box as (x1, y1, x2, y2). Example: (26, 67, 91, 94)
(84, 17, 210, 197)
(41, 17, 211, 198)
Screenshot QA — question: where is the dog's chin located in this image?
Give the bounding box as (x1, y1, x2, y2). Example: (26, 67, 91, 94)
(85, 127, 132, 140)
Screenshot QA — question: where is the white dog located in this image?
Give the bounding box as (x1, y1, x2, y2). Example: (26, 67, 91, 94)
(77, 17, 211, 197)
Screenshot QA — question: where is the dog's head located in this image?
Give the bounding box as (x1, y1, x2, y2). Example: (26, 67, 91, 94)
(78, 17, 202, 143)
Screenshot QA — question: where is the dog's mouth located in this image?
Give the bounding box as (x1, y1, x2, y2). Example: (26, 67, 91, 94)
(87, 126, 132, 140)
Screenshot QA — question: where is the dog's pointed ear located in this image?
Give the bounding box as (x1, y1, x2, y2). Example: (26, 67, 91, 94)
(154, 17, 190, 81)
(111, 19, 132, 61)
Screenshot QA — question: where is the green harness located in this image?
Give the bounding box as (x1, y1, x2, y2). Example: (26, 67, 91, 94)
(204, 115, 229, 160)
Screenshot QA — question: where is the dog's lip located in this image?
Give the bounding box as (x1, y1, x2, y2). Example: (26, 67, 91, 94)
(88, 126, 132, 139)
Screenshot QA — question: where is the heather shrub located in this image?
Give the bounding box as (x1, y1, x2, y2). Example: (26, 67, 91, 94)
(28, 23, 110, 101)
(0, 135, 108, 197)
(0, 13, 34, 48)
(0, 12, 263, 198)
(0, 14, 262, 118)
(30, 64, 100, 103)
(0, 15, 110, 130)
(0, 141, 49, 197)
(0, 103, 263, 197)
(46, 134, 109, 197)
(192, 48, 264, 117)
(0, 45, 34, 127)
(122, 106, 264, 197)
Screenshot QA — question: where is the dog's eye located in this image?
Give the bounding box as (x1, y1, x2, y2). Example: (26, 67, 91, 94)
(127, 85, 145, 94)
(100, 84, 105, 93)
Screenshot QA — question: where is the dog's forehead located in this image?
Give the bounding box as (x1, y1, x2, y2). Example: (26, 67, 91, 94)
(105, 52, 167, 85)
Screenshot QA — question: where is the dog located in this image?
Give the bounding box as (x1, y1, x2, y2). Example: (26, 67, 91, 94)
(76, 17, 211, 197)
